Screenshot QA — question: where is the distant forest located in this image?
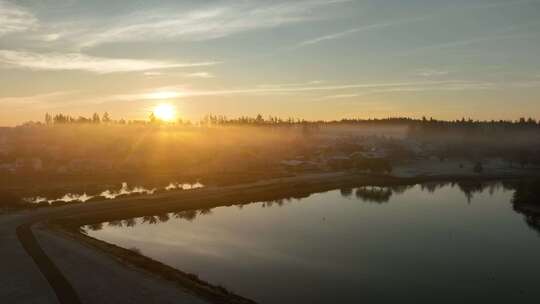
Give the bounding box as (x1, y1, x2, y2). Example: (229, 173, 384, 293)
(20, 112, 540, 129)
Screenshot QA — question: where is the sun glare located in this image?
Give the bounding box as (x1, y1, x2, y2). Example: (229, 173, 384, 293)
(153, 103, 177, 121)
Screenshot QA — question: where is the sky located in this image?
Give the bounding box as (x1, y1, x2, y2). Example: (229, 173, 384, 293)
(1, 0, 540, 125)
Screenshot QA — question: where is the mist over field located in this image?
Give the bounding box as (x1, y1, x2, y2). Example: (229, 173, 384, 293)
(1, 116, 539, 202)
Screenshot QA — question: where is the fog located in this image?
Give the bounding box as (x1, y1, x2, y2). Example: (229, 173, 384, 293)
(1, 120, 539, 200)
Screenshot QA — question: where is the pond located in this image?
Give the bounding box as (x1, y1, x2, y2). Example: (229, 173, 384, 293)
(84, 182, 540, 304)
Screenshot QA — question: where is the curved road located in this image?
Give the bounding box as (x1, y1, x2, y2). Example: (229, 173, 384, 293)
(1, 204, 209, 304)
(16, 222, 81, 304)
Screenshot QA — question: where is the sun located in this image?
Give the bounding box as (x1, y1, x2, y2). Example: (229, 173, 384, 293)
(153, 103, 177, 122)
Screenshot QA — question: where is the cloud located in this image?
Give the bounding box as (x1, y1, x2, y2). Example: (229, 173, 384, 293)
(0, 1, 37, 36)
(507, 80, 540, 88)
(78, 0, 350, 48)
(37, 33, 63, 42)
(256, 80, 324, 88)
(0, 50, 219, 73)
(316, 94, 359, 100)
(399, 28, 538, 57)
(464, 0, 539, 10)
(143, 71, 163, 77)
(112, 79, 500, 101)
(414, 69, 450, 78)
(288, 1, 538, 50)
(185, 72, 215, 78)
(142, 71, 216, 78)
(294, 16, 428, 48)
(0, 91, 75, 110)
(298, 24, 393, 47)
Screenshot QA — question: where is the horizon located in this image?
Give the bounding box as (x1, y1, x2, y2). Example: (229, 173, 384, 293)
(1, 0, 540, 126)
(5, 110, 540, 127)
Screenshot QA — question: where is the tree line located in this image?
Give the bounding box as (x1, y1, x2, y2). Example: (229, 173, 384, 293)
(35, 112, 540, 129)
(44, 112, 115, 124)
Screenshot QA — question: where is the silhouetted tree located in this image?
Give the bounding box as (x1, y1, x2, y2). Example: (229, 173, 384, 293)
(149, 112, 156, 123)
(44, 113, 52, 125)
(92, 113, 101, 124)
(102, 112, 111, 123)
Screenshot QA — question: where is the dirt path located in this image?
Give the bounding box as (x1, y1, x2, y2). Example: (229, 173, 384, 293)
(0, 213, 58, 303)
(16, 222, 81, 304)
(35, 226, 209, 304)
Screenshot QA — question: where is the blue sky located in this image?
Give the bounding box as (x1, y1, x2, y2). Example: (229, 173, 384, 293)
(1, 0, 539, 125)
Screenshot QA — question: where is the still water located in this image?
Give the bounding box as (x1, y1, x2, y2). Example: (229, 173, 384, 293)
(85, 183, 540, 303)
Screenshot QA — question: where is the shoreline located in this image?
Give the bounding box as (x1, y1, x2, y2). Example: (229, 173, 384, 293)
(50, 172, 534, 227)
(8, 172, 539, 304)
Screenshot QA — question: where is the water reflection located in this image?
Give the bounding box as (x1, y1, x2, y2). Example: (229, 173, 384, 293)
(24, 181, 204, 205)
(84, 181, 540, 304)
(174, 210, 198, 222)
(85, 181, 531, 232)
(511, 180, 540, 235)
(354, 186, 393, 203)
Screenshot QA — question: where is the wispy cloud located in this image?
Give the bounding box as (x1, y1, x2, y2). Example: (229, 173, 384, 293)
(463, 0, 540, 10)
(0, 91, 74, 109)
(316, 94, 360, 100)
(142, 71, 216, 78)
(403, 35, 521, 56)
(507, 80, 540, 88)
(289, 0, 539, 51)
(256, 80, 324, 88)
(294, 16, 428, 49)
(414, 69, 450, 78)
(78, 0, 350, 48)
(399, 24, 539, 57)
(185, 72, 215, 79)
(0, 50, 219, 73)
(298, 23, 394, 47)
(0, 1, 37, 36)
(112, 79, 501, 101)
